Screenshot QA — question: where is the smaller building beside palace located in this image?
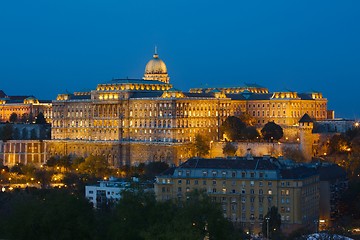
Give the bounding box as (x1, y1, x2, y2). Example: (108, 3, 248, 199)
(155, 155, 320, 234)
(0, 90, 52, 123)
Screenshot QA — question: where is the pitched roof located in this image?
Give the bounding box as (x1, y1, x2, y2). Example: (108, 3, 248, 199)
(109, 78, 167, 85)
(130, 91, 163, 98)
(297, 93, 314, 100)
(248, 93, 273, 100)
(0, 90, 6, 98)
(162, 157, 320, 180)
(318, 164, 346, 181)
(183, 92, 216, 98)
(280, 166, 318, 179)
(299, 113, 314, 123)
(177, 157, 278, 171)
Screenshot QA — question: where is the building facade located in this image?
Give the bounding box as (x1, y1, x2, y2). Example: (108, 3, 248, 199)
(155, 156, 320, 234)
(85, 178, 131, 208)
(0, 92, 52, 123)
(47, 51, 330, 166)
(0, 140, 48, 167)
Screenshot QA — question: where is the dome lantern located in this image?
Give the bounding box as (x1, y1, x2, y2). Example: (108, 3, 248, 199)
(143, 47, 170, 84)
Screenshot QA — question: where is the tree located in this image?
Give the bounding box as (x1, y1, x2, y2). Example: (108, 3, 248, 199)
(283, 147, 306, 162)
(9, 112, 18, 123)
(262, 206, 282, 239)
(223, 142, 238, 156)
(109, 189, 241, 240)
(108, 190, 157, 240)
(179, 190, 241, 240)
(261, 121, 284, 142)
(193, 134, 210, 157)
(28, 112, 34, 123)
(35, 112, 47, 124)
(35, 169, 52, 189)
(243, 126, 260, 141)
(20, 113, 28, 123)
(0, 189, 96, 240)
(220, 116, 246, 141)
(78, 155, 111, 178)
(58, 155, 72, 171)
(239, 112, 256, 126)
(72, 157, 85, 170)
(10, 163, 24, 174)
(46, 156, 58, 168)
(143, 161, 170, 180)
(328, 134, 350, 155)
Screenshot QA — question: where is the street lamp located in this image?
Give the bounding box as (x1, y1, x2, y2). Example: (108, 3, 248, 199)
(314, 220, 318, 233)
(265, 217, 270, 239)
(209, 141, 214, 158)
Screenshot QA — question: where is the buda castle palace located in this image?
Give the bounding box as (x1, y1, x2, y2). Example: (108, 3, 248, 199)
(2, 50, 331, 167)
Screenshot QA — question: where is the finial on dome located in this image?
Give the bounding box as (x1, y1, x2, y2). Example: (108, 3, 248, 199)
(153, 46, 158, 58)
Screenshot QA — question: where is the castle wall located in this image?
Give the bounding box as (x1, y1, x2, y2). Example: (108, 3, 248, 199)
(45, 140, 193, 167)
(1, 140, 47, 167)
(210, 141, 300, 158)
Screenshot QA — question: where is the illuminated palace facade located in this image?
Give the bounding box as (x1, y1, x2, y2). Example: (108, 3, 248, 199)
(0, 91, 52, 123)
(49, 51, 329, 166)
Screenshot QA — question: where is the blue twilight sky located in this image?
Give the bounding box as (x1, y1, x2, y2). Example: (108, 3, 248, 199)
(0, 1, 359, 118)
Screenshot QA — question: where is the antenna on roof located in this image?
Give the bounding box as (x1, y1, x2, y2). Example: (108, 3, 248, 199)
(155, 45, 158, 55)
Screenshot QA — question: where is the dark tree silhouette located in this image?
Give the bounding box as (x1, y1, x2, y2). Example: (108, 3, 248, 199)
(143, 161, 170, 180)
(262, 206, 282, 239)
(243, 126, 260, 141)
(223, 142, 238, 156)
(261, 121, 284, 142)
(35, 112, 47, 124)
(28, 112, 34, 123)
(239, 112, 256, 126)
(9, 112, 18, 123)
(220, 116, 246, 141)
(20, 113, 28, 123)
(193, 134, 210, 157)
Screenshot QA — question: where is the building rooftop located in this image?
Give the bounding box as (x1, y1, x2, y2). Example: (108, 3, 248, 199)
(299, 113, 314, 123)
(318, 163, 347, 181)
(177, 157, 278, 171)
(0, 90, 6, 98)
(159, 157, 321, 180)
(108, 78, 168, 85)
(130, 91, 164, 98)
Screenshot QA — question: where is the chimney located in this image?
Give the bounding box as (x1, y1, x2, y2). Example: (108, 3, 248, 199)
(245, 148, 253, 160)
